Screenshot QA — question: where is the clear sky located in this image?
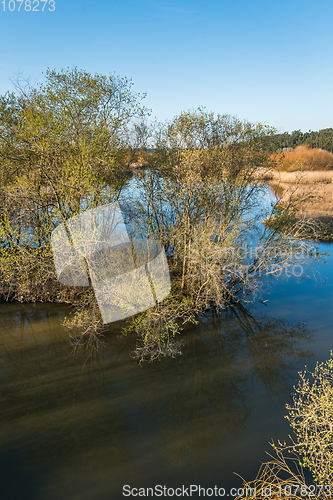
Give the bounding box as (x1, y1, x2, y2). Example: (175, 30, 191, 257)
(1, 0, 332, 133)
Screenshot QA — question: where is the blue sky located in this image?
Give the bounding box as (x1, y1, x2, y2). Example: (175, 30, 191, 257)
(1, 0, 332, 133)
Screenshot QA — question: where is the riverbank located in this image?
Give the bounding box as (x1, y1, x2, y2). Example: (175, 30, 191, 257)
(255, 169, 333, 241)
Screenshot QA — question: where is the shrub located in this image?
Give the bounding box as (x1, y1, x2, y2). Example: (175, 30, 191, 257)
(285, 353, 333, 484)
(274, 145, 333, 172)
(234, 354, 333, 498)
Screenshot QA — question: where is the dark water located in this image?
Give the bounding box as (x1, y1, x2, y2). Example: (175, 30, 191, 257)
(1, 209, 333, 497)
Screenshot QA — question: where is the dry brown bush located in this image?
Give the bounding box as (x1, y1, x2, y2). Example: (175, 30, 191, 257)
(274, 145, 333, 172)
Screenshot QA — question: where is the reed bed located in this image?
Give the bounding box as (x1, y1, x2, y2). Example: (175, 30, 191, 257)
(256, 169, 333, 184)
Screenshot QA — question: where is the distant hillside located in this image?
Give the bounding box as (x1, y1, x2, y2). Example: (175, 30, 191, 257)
(262, 128, 333, 153)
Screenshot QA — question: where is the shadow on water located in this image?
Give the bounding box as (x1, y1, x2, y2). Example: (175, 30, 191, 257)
(0, 302, 314, 499)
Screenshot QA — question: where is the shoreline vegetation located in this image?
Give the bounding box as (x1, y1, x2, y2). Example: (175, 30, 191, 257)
(234, 353, 333, 499)
(0, 67, 328, 361)
(254, 168, 333, 240)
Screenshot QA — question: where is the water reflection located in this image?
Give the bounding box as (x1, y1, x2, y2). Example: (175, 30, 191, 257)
(219, 306, 313, 393)
(157, 306, 313, 465)
(0, 303, 314, 498)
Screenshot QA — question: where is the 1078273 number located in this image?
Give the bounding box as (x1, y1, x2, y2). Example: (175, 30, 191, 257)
(278, 484, 332, 497)
(1, 0, 55, 11)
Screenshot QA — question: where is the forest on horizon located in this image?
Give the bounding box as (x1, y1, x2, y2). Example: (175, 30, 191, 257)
(263, 127, 333, 153)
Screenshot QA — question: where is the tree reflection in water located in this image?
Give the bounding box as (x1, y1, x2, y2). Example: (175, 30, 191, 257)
(0, 303, 314, 498)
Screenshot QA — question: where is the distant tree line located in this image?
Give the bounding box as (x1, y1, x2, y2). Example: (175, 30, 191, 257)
(262, 128, 333, 153)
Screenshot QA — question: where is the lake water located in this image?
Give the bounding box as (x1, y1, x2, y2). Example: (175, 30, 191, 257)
(1, 187, 333, 499)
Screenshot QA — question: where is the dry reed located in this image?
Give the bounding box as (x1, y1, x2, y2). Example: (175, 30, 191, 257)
(234, 445, 328, 499)
(256, 169, 333, 184)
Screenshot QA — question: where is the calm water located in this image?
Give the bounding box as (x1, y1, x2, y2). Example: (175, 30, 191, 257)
(1, 193, 333, 498)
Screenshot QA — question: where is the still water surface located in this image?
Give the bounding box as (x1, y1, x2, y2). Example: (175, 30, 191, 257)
(1, 195, 333, 499)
